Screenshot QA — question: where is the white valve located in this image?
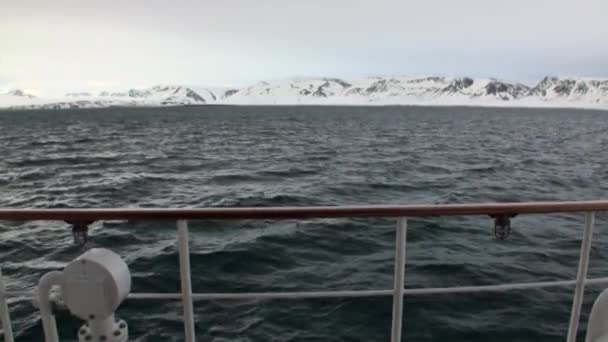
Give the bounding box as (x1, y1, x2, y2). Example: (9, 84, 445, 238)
(37, 248, 131, 342)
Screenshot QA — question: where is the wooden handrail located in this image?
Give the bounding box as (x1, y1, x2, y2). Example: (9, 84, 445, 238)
(0, 200, 607, 221)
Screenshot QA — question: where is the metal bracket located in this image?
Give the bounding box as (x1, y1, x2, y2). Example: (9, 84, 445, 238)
(489, 214, 517, 240)
(66, 221, 94, 245)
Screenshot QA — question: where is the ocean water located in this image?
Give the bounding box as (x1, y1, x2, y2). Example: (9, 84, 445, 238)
(1, 105, 608, 341)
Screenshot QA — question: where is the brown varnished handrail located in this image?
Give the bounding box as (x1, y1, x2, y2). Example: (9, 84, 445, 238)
(0, 200, 607, 221)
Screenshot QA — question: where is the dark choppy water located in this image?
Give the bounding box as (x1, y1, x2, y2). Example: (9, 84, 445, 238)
(2, 105, 608, 341)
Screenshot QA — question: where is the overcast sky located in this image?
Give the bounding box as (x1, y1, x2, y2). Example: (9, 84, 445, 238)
(2, 0, 608, 94)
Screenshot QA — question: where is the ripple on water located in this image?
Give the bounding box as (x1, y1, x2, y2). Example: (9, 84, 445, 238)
(1, 106, 607, 341)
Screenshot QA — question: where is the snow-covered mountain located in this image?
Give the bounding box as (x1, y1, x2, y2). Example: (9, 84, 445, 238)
(0, 89, 38, 107)
(89, 85, 213, 105)
(2, 77, 608, 110)
(3, 85, 214, 110)
(528, 77, 608, 105)
(222, 76, 608, 108)
(5, 89, 36, 98)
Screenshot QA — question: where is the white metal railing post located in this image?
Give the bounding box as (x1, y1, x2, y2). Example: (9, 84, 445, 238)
(0, 267, 15, 342)
(567, 212, 595, 342)
(391, 218, 407, 342)
(177, 220, 196, 342)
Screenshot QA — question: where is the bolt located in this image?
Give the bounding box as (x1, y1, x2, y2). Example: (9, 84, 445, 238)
(99, 335, 107, 341)
(119, 322, 126, 329)
(85, 335, 92, 341)
(113, 330, 121, 336)
(89, 314, 95, 320)
(79, 328, 86, 335)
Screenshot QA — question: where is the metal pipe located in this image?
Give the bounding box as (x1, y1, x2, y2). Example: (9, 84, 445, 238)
(128, 289, 393, 300)
(582, 277, 608, 285)
(124, 278, 608, 300)
(177, 220, 196, 342)
(37, 271, 62, 342)
(0, 267, 15, 342)
(567, 212, 595, 342)
(403, 280, 579, 295)
(4, 290, 33, 297)
(8, 277, 608, 302)
(391, 218, 407, 342)
(2, 200, 608, 221)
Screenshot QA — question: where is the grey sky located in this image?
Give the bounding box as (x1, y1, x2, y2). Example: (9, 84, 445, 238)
(2, 0, 607, 93)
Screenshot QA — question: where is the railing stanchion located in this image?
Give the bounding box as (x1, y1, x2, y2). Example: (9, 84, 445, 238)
(567, 212, 595, 342)
(391, 218, 407, 342)
(0, 267, 15, 342)
(177, 220, 196, 342)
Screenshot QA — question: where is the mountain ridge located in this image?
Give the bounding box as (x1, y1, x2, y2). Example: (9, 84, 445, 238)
(2, 76, 608, 110)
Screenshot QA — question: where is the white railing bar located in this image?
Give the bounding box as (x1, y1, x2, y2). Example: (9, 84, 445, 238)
(129, 289, 394, 300)
(128, 293, 183, 300)
(582, 277, 608, 285)
(177, 220, 196, 342)
(0, 267, 15, 342)
(192, 289, 393, 300)
(567, 212, 595, 342)
(121, 278, 608, 299)
(134, 291, 388, 300)
(403, 280, 580, 295)
(391, 218, 407, 342)
(7, 277, 608, 301)
(3, 291, 32, 297)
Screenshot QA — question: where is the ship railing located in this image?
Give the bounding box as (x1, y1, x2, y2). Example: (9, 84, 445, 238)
(1, 200, 608, 342)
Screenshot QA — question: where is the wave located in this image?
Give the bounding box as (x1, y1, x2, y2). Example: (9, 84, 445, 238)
(1, 105, 604, 341)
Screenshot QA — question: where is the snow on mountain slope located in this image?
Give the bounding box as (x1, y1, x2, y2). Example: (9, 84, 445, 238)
(0, 89, 50, 108)
(5, 89, 36, 98)
(2, 86, 214, 110)
(92, 85, 211, 105)
(2, 77, 608, 110)
(222, 76, 608, 108)
(222, 76, 535, 105)
(223, 78, 352, 104)
(529, 77, 608, 105)
(341, 77, 531, 103)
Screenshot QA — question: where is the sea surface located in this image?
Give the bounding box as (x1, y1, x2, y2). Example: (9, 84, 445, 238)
(1, 105, 608, 342)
